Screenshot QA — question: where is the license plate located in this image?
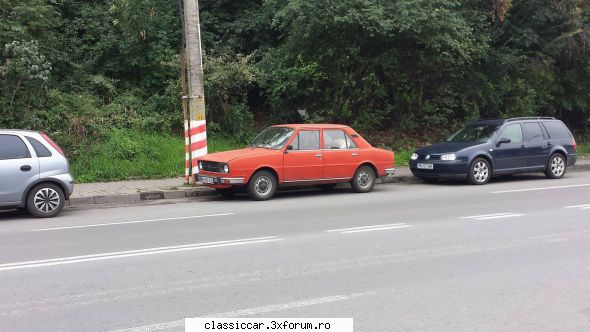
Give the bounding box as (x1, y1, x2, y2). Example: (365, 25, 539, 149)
(417, 163, 434, 170)
(200, 176, 215, 184)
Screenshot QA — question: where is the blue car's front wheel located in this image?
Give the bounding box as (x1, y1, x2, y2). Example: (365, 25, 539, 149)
(468, 158, 491, 185)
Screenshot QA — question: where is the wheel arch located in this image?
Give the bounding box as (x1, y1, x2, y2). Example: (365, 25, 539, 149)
(357, 162, 379, 178)
(550, 148, 568, 162)
(21, 179, 69, 205)
(250, 166, 280, 184)
(471, 154, 494, 174)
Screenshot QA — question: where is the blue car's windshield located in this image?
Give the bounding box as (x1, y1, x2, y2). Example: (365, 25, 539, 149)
(249, 127, 294, 150)
(447, 124, 499, 143)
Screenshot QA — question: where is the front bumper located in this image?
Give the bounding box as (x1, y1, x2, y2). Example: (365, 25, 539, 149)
(197, 174, 246, 186)
(409, 160, 469, 180)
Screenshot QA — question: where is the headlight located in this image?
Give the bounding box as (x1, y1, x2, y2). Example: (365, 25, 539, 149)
(198, 161, 203, 170)
(441, 153, 457, 161)
(410, 153, 419, 160)
(223, 164, 229, 173)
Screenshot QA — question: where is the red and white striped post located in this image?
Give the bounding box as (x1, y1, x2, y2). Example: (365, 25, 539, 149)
(189, 119, 207, 176)
(182, 0, 207, 183)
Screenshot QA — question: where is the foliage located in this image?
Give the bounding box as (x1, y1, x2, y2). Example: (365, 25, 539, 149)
(71, 130, 243, 183)
(2, 0, 590, 182)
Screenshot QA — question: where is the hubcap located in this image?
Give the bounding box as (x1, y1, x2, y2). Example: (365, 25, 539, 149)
(473, 161, 489, 183)
(551, 156, 565, 176)
(34, 188, 60, 213)
(358, 171, 372, 189)
(254, 176, 272, 196)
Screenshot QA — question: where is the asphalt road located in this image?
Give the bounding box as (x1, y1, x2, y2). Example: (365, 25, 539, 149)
(1, 172, 590, 332)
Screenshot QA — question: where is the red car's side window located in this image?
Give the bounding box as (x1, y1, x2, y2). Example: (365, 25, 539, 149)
(291, 130, 320, 150)
(324, 130, 358, 149)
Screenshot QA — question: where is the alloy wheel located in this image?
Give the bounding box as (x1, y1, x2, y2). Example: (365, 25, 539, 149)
(551, 156, 565, 177)
(473, 161, 489, 183)
(33, 188, 61, 214)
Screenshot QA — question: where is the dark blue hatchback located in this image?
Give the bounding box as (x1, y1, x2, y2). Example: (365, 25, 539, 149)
(409, 117, 578, 184)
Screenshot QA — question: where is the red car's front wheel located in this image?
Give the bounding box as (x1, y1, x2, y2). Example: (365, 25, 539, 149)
(247, 170, 277, 201)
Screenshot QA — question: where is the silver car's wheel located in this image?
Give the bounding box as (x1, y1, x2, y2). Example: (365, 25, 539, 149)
(468, 158, 491, 185)
(26, 183, 65, 218)
(34, 188, 60, 213)
(545, 153, 566, 179)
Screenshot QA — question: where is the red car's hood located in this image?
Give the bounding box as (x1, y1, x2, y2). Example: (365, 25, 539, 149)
(201, 148, 276, 163)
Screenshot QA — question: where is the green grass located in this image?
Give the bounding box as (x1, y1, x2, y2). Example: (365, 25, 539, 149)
(578, 143, 590, 156)
(71, 129, 243, 183)
(394, 148, 415, 167)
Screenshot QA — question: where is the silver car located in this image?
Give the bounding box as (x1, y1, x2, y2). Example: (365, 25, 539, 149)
(0, 130, 74, 218)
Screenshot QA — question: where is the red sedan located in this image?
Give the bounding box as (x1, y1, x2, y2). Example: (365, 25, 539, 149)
(196, 124, 395, 200)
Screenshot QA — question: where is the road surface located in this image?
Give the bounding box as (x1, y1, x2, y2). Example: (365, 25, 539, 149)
(1, 172, 590, 331)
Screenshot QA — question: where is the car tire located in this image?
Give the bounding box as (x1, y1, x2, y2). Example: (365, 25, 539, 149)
(468, 158, 491, 185)
(216, 188, 238, 199)
(247, 170, 277, 201)
(545, 153, 566, 179)
(26, 183, 65, 218)
(351, 165, 376, 193)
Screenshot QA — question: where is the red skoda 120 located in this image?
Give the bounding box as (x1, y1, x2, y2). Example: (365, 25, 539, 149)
(196, 124, 395, 200)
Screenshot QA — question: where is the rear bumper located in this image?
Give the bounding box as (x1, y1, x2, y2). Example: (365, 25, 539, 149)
(45, 173, 74, 200)
(568, 153, 577, 167)
(384, 168, 396, 176)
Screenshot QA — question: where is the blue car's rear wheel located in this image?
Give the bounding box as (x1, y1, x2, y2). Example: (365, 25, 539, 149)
(545, 153, 566, 179)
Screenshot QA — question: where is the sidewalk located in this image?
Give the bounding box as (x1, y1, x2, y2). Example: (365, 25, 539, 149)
(69, 157, 590, 207)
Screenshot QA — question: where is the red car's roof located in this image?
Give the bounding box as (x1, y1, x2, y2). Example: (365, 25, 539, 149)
(271, 124, 351, 129)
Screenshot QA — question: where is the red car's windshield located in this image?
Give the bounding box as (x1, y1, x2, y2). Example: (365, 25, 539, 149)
(249, 127, 294, 149)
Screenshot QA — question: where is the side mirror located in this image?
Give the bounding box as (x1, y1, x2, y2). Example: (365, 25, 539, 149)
(496, 137, 511, 146)
(285, 145, 293, 153)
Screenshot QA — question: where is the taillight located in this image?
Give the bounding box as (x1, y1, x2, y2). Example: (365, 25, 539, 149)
(39, 132, 65, 156)
(573, 137, 577, 152)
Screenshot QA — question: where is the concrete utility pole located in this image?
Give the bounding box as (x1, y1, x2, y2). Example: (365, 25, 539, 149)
(182, 0, 207, 182)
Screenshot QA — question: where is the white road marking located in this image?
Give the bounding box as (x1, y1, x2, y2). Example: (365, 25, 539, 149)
(460, 213, 514, 219)
(492, 183, 590, 194)
(475, 214, 523, 220)
(110, 291, 374, 332)
(31, 213, 236, 231)
(326, 223, 412, 234)
(460, 213, 523, 220)
(0, 236, 280, 272)
(564, 204, 590, 209)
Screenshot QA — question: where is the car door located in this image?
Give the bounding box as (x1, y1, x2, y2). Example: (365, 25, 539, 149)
(491, 123, 527, 171)
(522, 122, 550, 168)
(283, 129, 323, 181)
(322, 129, 359, 179)
(0, 134, 40, 204)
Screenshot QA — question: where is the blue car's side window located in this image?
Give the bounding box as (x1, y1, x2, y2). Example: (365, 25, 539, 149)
(499, 124, 523, 143)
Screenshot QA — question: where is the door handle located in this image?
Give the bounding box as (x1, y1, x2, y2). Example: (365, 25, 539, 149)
(315, 154, 322, 159)
(352, 153, 358, 157)
(20, 165, 32, 172)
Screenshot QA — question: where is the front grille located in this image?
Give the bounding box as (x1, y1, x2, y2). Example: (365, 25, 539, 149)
(201, 161, 224, 173)
(419, 154, 441, 160)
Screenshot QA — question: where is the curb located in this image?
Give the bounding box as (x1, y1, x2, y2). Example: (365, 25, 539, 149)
(67, 186, 217, 208)
(67, 163, 590, 208)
